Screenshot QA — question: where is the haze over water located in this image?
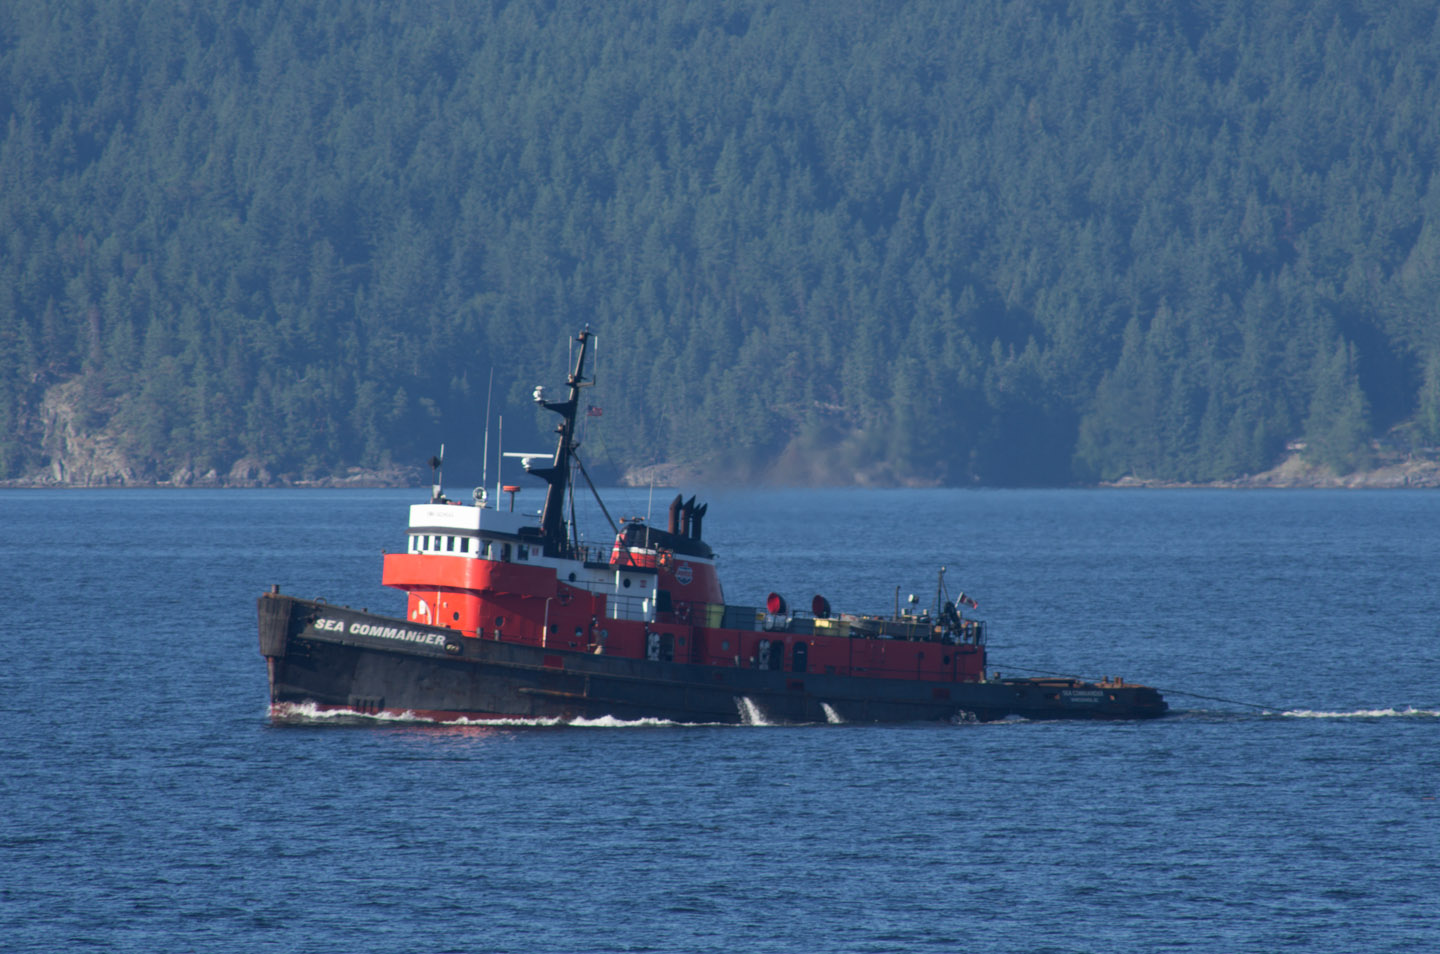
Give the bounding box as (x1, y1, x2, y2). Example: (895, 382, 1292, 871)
(2, 488, 1436, 952)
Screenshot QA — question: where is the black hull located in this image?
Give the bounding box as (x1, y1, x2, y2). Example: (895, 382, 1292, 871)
(259, 594, 1168, 724)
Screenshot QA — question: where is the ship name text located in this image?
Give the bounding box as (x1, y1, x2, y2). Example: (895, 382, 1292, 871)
(313, 617, 447, 646)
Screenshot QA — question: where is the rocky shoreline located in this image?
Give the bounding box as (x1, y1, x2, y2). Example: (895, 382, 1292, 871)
(1104, 452, 1440, 489)
(0, 463, 421, 490)
(5, 452, 1438, 491)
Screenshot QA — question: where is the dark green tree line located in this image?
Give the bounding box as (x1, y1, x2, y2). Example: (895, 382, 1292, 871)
(2, 0, 1439, 484)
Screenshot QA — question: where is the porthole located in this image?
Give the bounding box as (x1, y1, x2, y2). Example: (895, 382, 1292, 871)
(494, 616, 505, 627)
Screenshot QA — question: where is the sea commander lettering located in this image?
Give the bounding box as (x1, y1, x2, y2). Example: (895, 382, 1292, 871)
(314, 617, 447, 646)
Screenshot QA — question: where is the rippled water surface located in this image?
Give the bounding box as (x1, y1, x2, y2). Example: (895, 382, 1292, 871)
(2, 488, 1437, 952)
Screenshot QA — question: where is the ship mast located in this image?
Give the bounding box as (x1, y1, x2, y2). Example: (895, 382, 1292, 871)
(530, 328, 592, 557)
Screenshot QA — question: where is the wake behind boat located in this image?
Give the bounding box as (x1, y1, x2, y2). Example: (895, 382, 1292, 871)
(258, 329, 1167, 723)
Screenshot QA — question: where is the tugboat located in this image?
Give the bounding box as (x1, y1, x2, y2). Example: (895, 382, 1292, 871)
(258, 329, 1168, 723)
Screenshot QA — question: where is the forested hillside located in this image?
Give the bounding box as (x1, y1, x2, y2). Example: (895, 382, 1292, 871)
(3, 0, 1440, 486)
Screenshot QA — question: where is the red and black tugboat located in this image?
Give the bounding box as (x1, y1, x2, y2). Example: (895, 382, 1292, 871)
(258, 329, 1167, 724)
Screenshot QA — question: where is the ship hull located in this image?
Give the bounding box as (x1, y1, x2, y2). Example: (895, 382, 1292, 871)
(260, 594, 1167, 723)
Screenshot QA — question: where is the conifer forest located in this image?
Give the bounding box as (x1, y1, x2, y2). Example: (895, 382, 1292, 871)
(4, 0, 1439, 485)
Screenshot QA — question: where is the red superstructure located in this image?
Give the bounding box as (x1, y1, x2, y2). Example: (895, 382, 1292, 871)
(380, 492, 986, 684)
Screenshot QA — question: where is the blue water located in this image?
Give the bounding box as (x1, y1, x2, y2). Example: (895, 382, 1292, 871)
(2, 488, 1437, 953)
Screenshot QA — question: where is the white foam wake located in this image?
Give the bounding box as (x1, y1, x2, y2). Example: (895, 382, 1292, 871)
(269, 701, 434, 723)
(565, 715, 696, 728)
(821, 702, 845, 724)
(735, 695, 772, 726)
(1279, 707, 1440, 719)
(268, 701, 713, 728)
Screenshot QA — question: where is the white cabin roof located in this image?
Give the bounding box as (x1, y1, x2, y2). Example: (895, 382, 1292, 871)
(407, 502, 533, 536)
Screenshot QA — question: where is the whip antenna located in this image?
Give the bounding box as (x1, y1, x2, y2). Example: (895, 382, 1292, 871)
(480, 369, 494, 500)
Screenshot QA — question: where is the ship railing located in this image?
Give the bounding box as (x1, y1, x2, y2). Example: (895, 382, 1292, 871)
(664, 600, 986, 644)
(562, 573, 651, 602)
(704, 605, 985, 645)
(570, 542, 611, 566)
(605, 592, 652, 622)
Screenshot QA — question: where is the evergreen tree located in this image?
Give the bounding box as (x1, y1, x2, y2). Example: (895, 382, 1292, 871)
(1304, 339, 1373, 474)
(3, 0, 1440, 484)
